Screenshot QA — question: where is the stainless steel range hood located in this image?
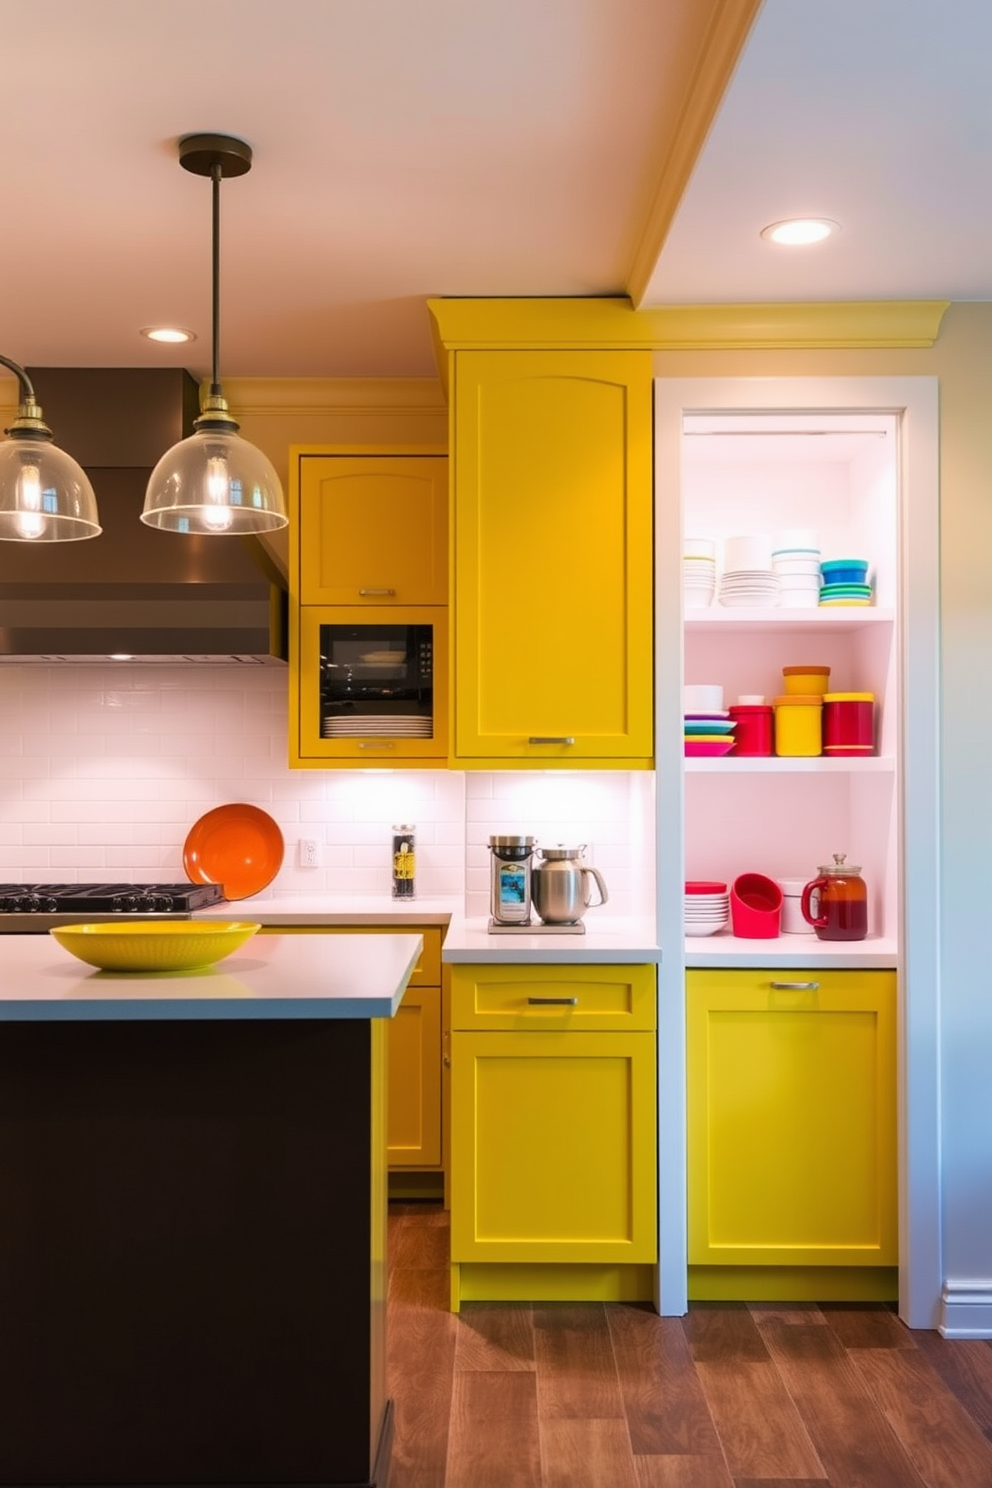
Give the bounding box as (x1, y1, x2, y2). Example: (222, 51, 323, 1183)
(0, 368, 287, 664)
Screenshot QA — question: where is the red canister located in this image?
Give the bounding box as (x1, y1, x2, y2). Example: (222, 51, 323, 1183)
(728, 704, 774, 756)
(822, 692, 875, 756)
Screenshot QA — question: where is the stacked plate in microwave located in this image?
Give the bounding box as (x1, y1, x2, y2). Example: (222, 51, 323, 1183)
(685, 881, 730, 935)
(322, 715, 432, 737)
(683, 537, 716, 608)
(718, 534, 780, 607)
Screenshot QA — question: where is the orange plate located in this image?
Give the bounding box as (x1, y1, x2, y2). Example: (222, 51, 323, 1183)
(183, 804, 284, 900)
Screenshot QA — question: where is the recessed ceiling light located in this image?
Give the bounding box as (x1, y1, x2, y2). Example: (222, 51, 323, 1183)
(760, 218, 839, 246)
(140, 326, 196, 344)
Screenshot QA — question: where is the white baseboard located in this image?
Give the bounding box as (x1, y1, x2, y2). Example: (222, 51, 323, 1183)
(939, 1280, 992, 1338)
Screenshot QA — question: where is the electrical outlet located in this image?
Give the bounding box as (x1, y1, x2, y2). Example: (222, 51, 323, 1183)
(299, 837, 321, 869)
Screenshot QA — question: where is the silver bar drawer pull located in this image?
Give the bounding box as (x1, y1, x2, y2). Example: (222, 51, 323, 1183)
(528, 995, 579, 1006)
(528, 736, 575, 746)
(358, 587, 396, 596)
(770, 981, 820, 991)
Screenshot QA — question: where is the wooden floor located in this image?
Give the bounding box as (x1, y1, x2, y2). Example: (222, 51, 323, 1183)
(387, 1203, 992, 1488)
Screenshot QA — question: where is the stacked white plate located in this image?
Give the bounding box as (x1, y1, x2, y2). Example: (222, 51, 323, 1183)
(772, 529, 822, 609)
(718, 534, 780, 607)
(683, 537, 716, 608)
(684, 881, 730, 935)
(322, 716, 432, 737)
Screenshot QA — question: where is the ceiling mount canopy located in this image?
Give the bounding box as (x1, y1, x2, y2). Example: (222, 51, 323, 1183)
(0, 354, 102, 542)
(142, 132, 288, 536)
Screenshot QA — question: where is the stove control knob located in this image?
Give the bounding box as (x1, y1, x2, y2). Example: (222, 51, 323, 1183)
(40, 896, 59, 913)
(113, 894, 141, 912)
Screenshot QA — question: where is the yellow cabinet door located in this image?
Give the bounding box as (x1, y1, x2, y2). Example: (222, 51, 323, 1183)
(387, 983, 442, 1167)
(686, 969, 897, 1272)
(296, 453, 448, 606)
(450, 1028, 657, 1264)
(452, 350, 654, 767)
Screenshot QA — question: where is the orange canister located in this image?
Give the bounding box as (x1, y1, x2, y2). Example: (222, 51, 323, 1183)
(772, 694, 823, 756)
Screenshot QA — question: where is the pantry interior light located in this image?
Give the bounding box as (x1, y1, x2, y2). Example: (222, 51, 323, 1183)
(760, 218, 839, 246)
(0, 353, 102, 542)
(141, 326, 196, 344)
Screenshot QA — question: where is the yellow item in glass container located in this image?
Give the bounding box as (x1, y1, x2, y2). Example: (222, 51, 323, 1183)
(772, 694, 823, 756)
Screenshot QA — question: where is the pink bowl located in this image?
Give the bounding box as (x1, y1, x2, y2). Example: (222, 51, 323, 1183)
(685, 738, 734, 757)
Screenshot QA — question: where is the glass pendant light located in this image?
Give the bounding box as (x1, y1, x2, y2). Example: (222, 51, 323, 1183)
(142, 134, 288, 535)
(0, 354, 101, 541)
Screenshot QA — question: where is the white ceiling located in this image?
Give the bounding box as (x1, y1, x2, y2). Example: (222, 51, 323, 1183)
(1, 0, 988, 384)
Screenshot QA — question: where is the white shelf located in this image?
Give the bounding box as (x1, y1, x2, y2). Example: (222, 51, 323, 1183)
(684, 933, 899, 969)
(685, 755, 895, 774)
(684, 606, 894, 632)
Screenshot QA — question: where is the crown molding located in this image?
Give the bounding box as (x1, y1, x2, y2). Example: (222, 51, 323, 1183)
(220, 376, 446, 419)
(428, 297, 950, 353)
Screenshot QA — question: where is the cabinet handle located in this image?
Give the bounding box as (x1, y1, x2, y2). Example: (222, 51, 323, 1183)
(528, 736, 575, 746)
(358, 740, 396, 750)
(358, 587, 396, 596)
(769, 981, 820, 990)
(527, 995, 578, 1006)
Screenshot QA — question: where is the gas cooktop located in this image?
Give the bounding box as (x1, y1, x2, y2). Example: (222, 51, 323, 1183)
(0, 882, 226, 932)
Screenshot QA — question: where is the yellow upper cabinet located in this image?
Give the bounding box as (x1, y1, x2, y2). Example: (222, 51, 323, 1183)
(450, 350, 654, 768)
(295, 452, 448, 606)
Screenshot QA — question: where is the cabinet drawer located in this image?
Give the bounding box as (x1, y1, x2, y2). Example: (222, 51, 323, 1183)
(451, 963, 656, 1030)
(258, 924, 442, 985)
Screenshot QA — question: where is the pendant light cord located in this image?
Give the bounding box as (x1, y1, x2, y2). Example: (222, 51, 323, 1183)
(0, 353, 34, 404)
(210, 163, 222, 399)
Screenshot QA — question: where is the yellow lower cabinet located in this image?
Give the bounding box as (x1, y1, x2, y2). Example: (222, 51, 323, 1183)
(686, 968, 898, 1302)
(384, 982, 442, 1168)
(258, 925, 446, 1194)
(449, 963, 657, 1310)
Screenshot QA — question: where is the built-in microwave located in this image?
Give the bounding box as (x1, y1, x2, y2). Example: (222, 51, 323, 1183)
(296, 607, 448, 764)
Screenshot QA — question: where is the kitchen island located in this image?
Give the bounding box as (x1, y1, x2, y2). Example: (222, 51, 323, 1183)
(0, 930, 421, 1488)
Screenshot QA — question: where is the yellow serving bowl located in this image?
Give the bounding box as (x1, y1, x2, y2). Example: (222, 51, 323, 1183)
(50, 921, 261, 973)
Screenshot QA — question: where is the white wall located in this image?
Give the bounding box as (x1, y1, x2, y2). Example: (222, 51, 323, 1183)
(0, 665, 652, 916)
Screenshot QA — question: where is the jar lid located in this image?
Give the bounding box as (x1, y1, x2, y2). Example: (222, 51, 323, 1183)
(782, 664, 831, 675)
(536, 843, 586, 860)
(823, 691, 875, 702)
(816, 852, 862, 876)
(773, 694, 824, 706)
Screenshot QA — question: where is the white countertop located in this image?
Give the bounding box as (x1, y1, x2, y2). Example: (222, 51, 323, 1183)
(194, 897, 661, 963)
(0, 931, 423, 1022)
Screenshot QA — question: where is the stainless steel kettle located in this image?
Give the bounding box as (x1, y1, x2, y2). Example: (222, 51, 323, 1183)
(531, 844, 609, 925)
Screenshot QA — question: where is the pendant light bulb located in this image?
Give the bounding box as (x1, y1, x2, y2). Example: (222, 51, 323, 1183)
(141, 134, 288, 536)
(0, 355, 102, 542)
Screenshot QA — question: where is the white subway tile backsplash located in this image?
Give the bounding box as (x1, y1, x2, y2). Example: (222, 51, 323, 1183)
(0, 666, 654, 908)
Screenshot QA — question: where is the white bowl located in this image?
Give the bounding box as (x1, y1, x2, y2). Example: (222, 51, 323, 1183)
(684, 683, 724, 713)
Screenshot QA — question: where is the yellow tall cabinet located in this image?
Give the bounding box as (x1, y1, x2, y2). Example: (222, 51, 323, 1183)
(449, 962, 657, 1311)
(428, 299, 654, 769)
(686, 968, 898, 1301)
(450, 350, 653, 767)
